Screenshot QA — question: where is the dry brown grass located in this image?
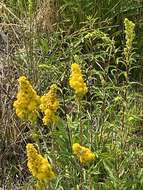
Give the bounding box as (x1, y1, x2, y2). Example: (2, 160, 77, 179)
(35, 0, 56, 32)
(0, 4, 32, 187)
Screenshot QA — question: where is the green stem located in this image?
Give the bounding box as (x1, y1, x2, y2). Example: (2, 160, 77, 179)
(62, 90, 72, 151)
(51, 124, 55, 153)
(77, 99, 83, 145)
(79, 165, 84, 190)
(89, 175, 93, 190)
(31, 123, 41, 151)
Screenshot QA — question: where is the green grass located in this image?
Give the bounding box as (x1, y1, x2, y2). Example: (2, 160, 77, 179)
(0, 0, 143, 189)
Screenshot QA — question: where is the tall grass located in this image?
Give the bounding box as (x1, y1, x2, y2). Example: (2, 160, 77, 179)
(0, 0, 143, 189)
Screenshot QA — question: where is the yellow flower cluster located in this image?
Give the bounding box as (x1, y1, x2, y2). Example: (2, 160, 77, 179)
(69, 63, 88, 96)
(40, 84, 59, 125)
(13, 76, 40, 123)
(72, 143, 95, 163)
(26, 143, 55, 181)
(124, 18, 135, 63)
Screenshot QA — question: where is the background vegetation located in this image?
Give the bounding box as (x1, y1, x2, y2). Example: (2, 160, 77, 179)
(0, 0, 143, 189)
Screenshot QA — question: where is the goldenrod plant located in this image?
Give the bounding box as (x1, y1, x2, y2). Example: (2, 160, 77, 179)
(26, 143, 55, 189)
(13, 76, 40, 124)
(72, 143, 95, 163)
(69, 63, 88, 145)
(26, 143, 55, 180)
(40, 84, 59, 125)
(124, 18, 135, 65)
(1, 1, 143, 189)
(69, 63, 88, 97)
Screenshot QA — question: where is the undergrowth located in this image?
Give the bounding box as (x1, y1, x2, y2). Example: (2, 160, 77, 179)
(0, 1, 143, 190)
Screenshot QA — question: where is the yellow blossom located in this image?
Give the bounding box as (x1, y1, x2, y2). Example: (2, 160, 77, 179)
(13, 76, 40, 123)
(72, 143, 95, 163)
(26, 143, 55, 181)
(40, 84, 59, 125)
(69, 63, 88, 96)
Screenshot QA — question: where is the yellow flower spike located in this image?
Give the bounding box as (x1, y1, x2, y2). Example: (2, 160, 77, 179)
(40, 84, 59, 125)
(69, 63, 88, 97)
(72, 143, 95, 164)
(13, 76, 40, 123)
(124, 18, 135, 64)
(26, 143, 55, 181)
(72, 143, 82, 155)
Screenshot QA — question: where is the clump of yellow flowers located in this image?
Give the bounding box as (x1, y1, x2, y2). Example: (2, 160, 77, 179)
(124, 18, 135, 64)
(13, 76, 40, 123)
(26, 143, 55, 181)
(69, 63, 88, 97)
(72, 143, 95, 163)
(40, 84, 59, 125)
